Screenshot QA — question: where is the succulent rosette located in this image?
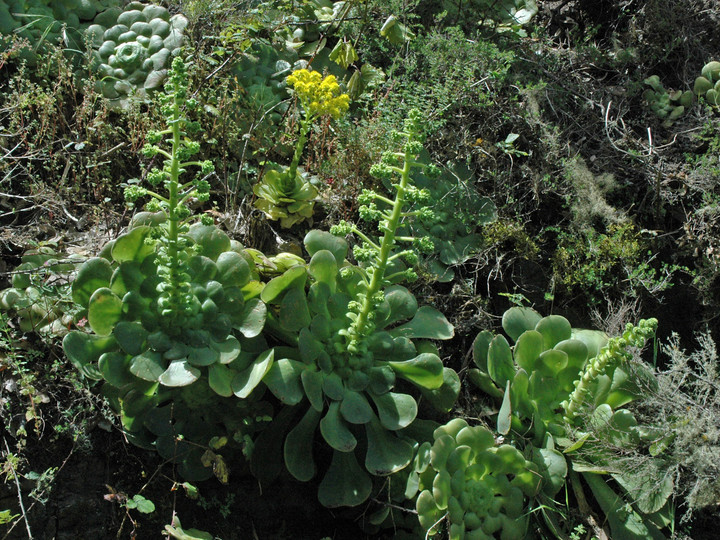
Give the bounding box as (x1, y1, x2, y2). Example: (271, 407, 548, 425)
(85, 1, 187, 104)
(412, 418, 540, 539)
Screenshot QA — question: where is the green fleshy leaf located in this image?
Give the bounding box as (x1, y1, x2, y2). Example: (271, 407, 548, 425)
(186, 224, 231, 260)
(109, 261, 146, 297)
(187, 347, 219, 367)
(514, 330, 544, 372)
(187, 256, 217, 283)
(111, 226, 154, 263)
(279, 287, 311, 331)
(216, 251, 251, 287)
(322, 372, 345, 400)
(379, 285, 418, 328)
(211, 336, 241, 364)
(261, 266, 307, 304)
(318, 449, 371, 508)
(416, 490, 443, 532)
(467, 368, 503, 398)
(301, 369, 324, 412)
(236, 298, 266, 337)
(232, 349, 274, 398)
(63, 331, 115, 380)
(130, 351, 166, 381)
(208, 364, 235, 397)
(535, 315, 572, 349)
(487, 334, 515, 387)
(388, 306, 454, 340)
(339, 389, 373, 424)
(304, 230, 348, 265)
(308, 250, 338, 291)
(365, 415, 413, 475)
(532, 447, 568, 496)
(420, 367, 461, 413)
(388, 353, 444, 389)
(370, 392, 417, 430)
(572, 329, 609, 359)
(112, 321, 148, 356)
(88, 287, 123, 336)
(263, 357, 305, 405)
(472, 330, 493, 371)
(159, 360, 200, 387)
(320, 401, 357, 452)
(284, 406, 321, 481)
(502, 306, 542, 342)
(98, 352, 134, 387)
(497, 380, 512, 435)
(538, 349, 568, 375)
(554, 339, 588, 370)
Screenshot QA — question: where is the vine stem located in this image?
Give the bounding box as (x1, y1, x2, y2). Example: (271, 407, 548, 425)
(3, 437, 33, 539)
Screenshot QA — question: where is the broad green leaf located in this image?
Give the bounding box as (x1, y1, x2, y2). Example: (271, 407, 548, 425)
(554, 339, 588, 370)
(370, 392, 417, 430)
(456, 426, 494, 452)
(320, 401, 357, 452)
(308, 250, 337, 291)
(109, 261, 145, 297)
(113, 321, 148, 356)
(514, 330, 544, 371)
(260, 266, 307, 304)
(279, 287, 311, 332)
(263, 357, 304, 405)
(419, 367, 461, 413)
(304, 230, 348, 264)
(301, 369, 325, 412)
(322, 372, 345, 400)
(416, 490, 443, 532)
(467, 368, 502, 398)
(388, 353, 444, 389)
(388, 306, 454, 340)
(572, 328, 609, 359)
(532, 447, 568, 496)
(497, 380, 512, 435)
(473, 330, 494, 373)
(111, 226, 154, 263)
(535, 315, 572, 349)
(88, 287, 123, 336)
(98, 352, 134, 387)
(129, 494, 155, 514)
(130, 351, 166, 381)
(63, 331, 115, 380)
(380, 285, 418, 328)
(432, 469, 452, 510)
(236, 298, 266, 337)
(159, 360, 200, 387)
(211, 336, 241, 364)
(186, 224, 231, 260)
(187, 256, 217, 283)
(502, 306, 542, 342)
(538, 349, 568, 375)
(339, 389, 373, 424)
(187, 347, 219, 367)
(208, 364, 235, 397)
(216, 251, 251, 287)
(364, 415, 413, 475)
(488, 334, 515, 387)
(318, 449, 371, 508)
(329, 39, 358, 69)
(284, 406, 321, 481)
(164, 515, 214, 540)
(232, 349, 274, 398)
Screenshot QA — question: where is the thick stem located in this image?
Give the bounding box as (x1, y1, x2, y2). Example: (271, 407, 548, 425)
(352, 152, 412, 337)
(286, 115, 312, 190)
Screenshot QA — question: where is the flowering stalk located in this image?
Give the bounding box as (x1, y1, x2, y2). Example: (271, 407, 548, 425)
(562, 318, 658, 422)
(253, 69, 349, 228)
(331, 109, 437, 352)
(123, 58, 215, 331)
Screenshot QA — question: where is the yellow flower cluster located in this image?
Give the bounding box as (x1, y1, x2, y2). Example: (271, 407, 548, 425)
(286, 69, 350, 119)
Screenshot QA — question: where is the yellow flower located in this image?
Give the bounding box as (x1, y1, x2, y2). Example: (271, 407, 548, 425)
(287, 68, 350, 119)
